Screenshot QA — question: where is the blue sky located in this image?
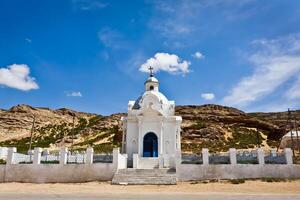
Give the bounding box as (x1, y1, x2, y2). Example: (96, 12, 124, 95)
(1, 0, 300, 115)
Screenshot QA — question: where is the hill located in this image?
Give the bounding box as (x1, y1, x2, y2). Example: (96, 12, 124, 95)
(0, 104, 299, 153)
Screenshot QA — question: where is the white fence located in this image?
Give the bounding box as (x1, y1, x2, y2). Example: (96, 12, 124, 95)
(176, 148, 300, 181)
(1, 146, 300, 183)
(0, 147, 126, 183)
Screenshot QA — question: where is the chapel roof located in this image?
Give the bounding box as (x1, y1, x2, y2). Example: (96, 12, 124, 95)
(145, 76, 159, 84)
(132, 90, 170, 110)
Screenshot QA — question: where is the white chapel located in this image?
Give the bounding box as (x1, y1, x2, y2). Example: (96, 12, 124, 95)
(121, 68, 182, 169)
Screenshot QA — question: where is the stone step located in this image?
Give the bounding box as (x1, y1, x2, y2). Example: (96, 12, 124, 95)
(116, 169, 175, 174)
(112, 168, 177, 185)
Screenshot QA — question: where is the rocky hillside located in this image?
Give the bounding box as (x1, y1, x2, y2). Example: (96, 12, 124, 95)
(0, 104, 299, 153)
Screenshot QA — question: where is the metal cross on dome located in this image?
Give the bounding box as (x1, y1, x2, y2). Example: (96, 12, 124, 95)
(148, 66, 154, 77)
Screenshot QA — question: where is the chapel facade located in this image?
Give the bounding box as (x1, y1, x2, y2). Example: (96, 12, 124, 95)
(121, 69, 182, 169)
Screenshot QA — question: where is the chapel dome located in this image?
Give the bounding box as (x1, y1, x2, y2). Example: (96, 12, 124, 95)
(145, 76, 159, 84)
(132, 90, 169, 110)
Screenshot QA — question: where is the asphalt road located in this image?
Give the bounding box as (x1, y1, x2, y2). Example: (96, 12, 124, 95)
(0, 193, 300, 200)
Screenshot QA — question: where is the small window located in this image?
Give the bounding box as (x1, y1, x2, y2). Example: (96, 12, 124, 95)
(149, 85, 154, 90)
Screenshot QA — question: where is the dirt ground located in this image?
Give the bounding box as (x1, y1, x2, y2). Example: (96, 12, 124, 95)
(0, 180, 300, 195)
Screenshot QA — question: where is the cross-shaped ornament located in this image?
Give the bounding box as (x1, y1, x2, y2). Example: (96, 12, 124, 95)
(148, 66, 154, 77)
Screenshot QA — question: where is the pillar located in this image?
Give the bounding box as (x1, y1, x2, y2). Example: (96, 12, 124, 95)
(6, 147, 16, 165)
(0, 147, 8, 160)
(284, 148, 293, 165)
(270, 148, 277, 157)
(86, 147, 94, 164)
(160, 121, 164, 156)
(138, 118, 142, 156)
(59, 147, 68, 165)
(133, 154, 138, 169)
(257, 148, 265, 165)
(202, 148, 209, 165)
(229, 148, 237, 165)
(159, 154, 164, 169)
(175, 150, 181, 169)
(33, 147, 42, 165)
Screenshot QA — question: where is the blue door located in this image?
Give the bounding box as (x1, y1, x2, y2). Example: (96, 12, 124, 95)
(143, 132, 158, 157)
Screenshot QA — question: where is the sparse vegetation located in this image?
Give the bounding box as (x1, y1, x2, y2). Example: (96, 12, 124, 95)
(261, 177, 287, 182)
(237, 160, 259, 164)
(41, 160, 59, 164)
(0, 159, 6, 165)
(228, 179, 246, 184)
(19, 161, 33, 164)
(0, 115, 122, 154)
(0, 104, 298, 154)
(193, 120, 207, 129)
(226, 127, 263, 149)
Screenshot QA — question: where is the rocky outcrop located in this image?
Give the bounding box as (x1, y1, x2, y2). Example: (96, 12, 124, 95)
(0, 104, 299, 153)
(0, 104, 95, 141)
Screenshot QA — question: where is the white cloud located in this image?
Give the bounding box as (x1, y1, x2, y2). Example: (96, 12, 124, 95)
(286, 76, 300, 100)
(66, 91, 82, 97)
(98, 28, 127, 49)
(201, 93, 215, 100)
(25, 38, 32, 43)
(0, 64, 39, 91)
(72, 0, 108, 11)
(192, 51, 204, 59)
(139, 53, 191, 74)
(223, 34, 300, 107)
(149, 0, 261, 47)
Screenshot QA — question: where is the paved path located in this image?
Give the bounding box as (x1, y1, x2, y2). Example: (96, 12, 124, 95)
(0, 193, 300, 200)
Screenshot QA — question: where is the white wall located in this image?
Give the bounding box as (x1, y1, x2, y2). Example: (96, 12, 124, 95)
(0, 147, 127, 183)
(2, 163, 115, 183)
(177, 164, 300, 181)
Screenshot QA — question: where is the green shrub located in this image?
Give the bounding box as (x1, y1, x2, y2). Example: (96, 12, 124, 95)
(237, 160, 259, 164)
(226, 127, 263, 149)
(194, 121, 207, 129)
(41, 160, 59, 164)
(0, 159, 6, 165)
(261, 178, 286, 182)
(19, 161, 33, 164)
(229, 179, 245, 184)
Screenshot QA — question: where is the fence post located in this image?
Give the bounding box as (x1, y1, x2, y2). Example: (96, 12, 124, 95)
(229, 148, 237, 165)
(0, 147, 8, 160)
(257, 148, 265, 165)
(202, 148, 209, 165)
(33, 147, 42, 165)
(6, 147, 16, 165)
(284, 148, 293, 165)
(113, 148, 120, 169)
(59, 147, 68, 165)
(175, 150, 181, 166)
(86, 147, 94, 164)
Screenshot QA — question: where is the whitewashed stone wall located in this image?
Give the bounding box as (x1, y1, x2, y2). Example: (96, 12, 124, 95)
(176, 148, 300, 181)
(1, 146, 300, 183)
(0, 147, 126, 183)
